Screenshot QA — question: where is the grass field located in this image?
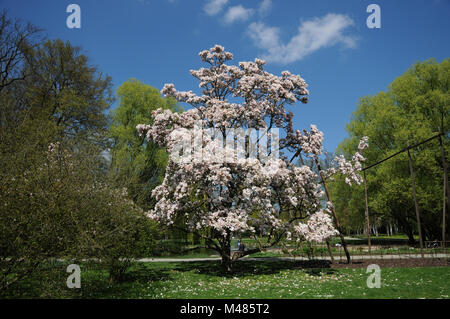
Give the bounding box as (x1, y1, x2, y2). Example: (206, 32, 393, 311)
(2, 260, 449, 299)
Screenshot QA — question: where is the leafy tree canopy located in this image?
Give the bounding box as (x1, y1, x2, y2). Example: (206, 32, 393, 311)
(331, 58, 449, 242)
(109, 78, 181, 209)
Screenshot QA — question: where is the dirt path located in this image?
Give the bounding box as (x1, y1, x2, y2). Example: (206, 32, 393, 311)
(138, 253, 450, 263)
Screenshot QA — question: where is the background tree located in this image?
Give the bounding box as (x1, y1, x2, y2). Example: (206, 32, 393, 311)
(330, 59, 449, 243)
(0, 10, 41, 93)
(0, 12, 155, 292)
(23, 39, 114, 142)
(108, 78, 181, 210)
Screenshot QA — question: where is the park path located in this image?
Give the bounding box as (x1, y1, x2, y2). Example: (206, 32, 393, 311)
(137, 253, 450, 263)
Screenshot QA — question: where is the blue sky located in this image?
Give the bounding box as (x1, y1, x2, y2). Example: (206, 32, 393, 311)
(1, 0, 449, 151)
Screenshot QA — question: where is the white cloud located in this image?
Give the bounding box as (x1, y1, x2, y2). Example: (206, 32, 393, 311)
(248, 13, 357, 64)
(248, 22, 280, 49)
(224, 5, 254, 24)
(204, 0, 229, 16)
(258, 0, 272, 17)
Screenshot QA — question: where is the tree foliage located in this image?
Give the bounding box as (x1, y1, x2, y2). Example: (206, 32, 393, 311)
(109, 79, 181, 210)
(330, 58, 449, 242)
(0, 13, 156, 291)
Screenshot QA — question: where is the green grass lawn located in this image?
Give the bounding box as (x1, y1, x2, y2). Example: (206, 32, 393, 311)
(2, 260, 449, 299)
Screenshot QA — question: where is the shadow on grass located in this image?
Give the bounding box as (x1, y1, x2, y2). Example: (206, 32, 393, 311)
(1, 259, 340, 298)
(171, 259, 336, 277)
(1, 261, 176, 299)
(75, 262, 174, 298)
(122, 263, 171, 283)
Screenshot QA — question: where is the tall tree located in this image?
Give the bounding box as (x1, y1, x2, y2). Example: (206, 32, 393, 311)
(331, 59, 449, 243)
(0, 10, 41, 93)
(109, 79, 181, 210)
(23, 39, 114, 141)
(0, 12, 145, 291)
(138, 45, 367, 271)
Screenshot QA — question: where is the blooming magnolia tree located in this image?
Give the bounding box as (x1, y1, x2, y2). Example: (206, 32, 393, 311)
(137, 45, 368, 270)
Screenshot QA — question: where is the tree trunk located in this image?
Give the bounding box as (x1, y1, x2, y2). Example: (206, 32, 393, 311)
(405, 227, 415, 246)
(221, 253, 232, 272)
(326, 240, 334, 262)
(220, 234, 232, 272)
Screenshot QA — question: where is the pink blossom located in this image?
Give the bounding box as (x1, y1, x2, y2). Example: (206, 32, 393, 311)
(137, 45, 366, 247)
